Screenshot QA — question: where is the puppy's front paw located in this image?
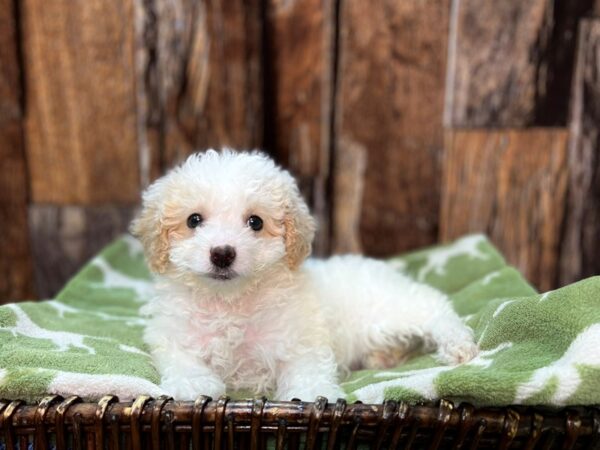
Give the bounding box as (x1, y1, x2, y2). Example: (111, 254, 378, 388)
(436, 339, 479, 365)
(160, 375, 226, 400)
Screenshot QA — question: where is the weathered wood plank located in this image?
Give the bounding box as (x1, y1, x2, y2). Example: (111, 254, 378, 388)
(0, 0, 20, 120)
(445, 0, 595, 127)
(0, 0, 35, 302)
(535, 0, 597, 125)
(28, 206, 135, 298)
(132, 0, 163, 188)
(264, 0, 334, 253)
(0, 122, 33, 303)
(22, 0, 140, 203)
(333, 0, 449, 255)
(440, 129, 568, 291)
(137, 0, 264, 170)
(331, 137, 366, 254)
(560, 19, 600, 285)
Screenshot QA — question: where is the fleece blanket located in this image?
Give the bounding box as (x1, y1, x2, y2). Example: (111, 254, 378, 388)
(1, 234, 599, 406)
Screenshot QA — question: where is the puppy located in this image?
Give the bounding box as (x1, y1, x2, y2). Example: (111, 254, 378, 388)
(131, 150, 478, 401)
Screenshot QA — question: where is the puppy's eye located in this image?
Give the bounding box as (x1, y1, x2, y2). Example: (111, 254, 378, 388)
(187, 213, 203, 229)
(247, 215, 263, 231)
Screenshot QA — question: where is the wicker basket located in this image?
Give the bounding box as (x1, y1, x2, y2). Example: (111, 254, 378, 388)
(1, 396, 599, 449)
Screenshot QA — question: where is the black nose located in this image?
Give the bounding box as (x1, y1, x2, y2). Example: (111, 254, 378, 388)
(210, 245, 236, 269)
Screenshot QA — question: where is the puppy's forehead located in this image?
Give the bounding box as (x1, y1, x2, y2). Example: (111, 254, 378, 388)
(188, 152, 277, 181)
(174, 151, 285, 209)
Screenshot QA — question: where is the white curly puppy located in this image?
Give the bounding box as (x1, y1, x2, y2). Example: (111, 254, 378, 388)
(131, 149, 478, 401)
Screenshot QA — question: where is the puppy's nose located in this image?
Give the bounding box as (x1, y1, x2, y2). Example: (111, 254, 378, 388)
(210, 245, 236, 269)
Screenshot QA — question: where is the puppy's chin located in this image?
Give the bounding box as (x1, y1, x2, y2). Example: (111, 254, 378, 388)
(194, 269, 253, 296)
(206, 269, 238, 282)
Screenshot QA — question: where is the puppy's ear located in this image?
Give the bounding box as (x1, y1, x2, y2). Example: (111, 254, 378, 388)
(130, 183, 171, 274)
(283, 177, 316, 270)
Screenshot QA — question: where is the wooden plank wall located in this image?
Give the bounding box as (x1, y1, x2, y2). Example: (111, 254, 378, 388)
(141, 0, 264, 168)
(1, 0, 600, 301)
(16, 0, 265, 299)
(264, 0, 334, 253)
(332, 0, 448, 255)
(21, 0, 140, 298)
(441, 130, 568, 292)
(445, 0, 594, 127)
(0, 0, 35, 300)
(560, 18, 600, 286)
(441, 0, 598, 290)
(23, 0, 140, 204)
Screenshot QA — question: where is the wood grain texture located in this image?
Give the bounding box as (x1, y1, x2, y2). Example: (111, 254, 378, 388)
(22, 0, 140, 204)
(136, 0, 264, 171)
(445, 0, 594, 127)
(560, 19, 600, 285)
(264, 0, 334, 254)
(331, 136, 366, 254)
(441, 129, 568, 291)
(28, 205, 135, 298)
(132, 0, 162, 188)
(0, 0, 35, 302)
(534, 0, 597, 125)
(333, 0, 449, 256)
(0, 0, 20, 121)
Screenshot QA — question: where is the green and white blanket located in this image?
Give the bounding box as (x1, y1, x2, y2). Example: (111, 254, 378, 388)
(1, 234, 599, 406)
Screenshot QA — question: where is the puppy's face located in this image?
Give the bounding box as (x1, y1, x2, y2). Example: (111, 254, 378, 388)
(131, 150, 315, 292)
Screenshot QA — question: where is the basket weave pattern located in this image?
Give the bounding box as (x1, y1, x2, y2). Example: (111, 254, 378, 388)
(1, 396, 599, 449)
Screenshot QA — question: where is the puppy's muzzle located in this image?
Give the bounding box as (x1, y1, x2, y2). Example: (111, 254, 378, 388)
(210, 245, 236, 269)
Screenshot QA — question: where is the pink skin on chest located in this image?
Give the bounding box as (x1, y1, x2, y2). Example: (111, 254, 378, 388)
(194, 324, 262, 347)
(190, 301, 267, 349)
(242, 325, 261, 343)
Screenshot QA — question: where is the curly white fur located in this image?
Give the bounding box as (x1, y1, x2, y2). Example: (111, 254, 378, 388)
(131, 149, 478, 401)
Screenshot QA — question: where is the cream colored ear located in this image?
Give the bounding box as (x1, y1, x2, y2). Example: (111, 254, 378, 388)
(283, 183, 316, 270)
(130, 196, 170, 274)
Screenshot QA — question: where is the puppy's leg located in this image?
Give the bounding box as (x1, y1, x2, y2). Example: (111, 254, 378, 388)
(151, 344, 226, 400)
(310, 256, 478, 368)
(377, 284, 478, 365)
(145, 322, 226, 400)
(362, 344, 417, 369)
(365, 281, 477, 366)
(150, 344, 226, 400)
(417, 300, 479, 365)
(275, 347, 345, 401)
